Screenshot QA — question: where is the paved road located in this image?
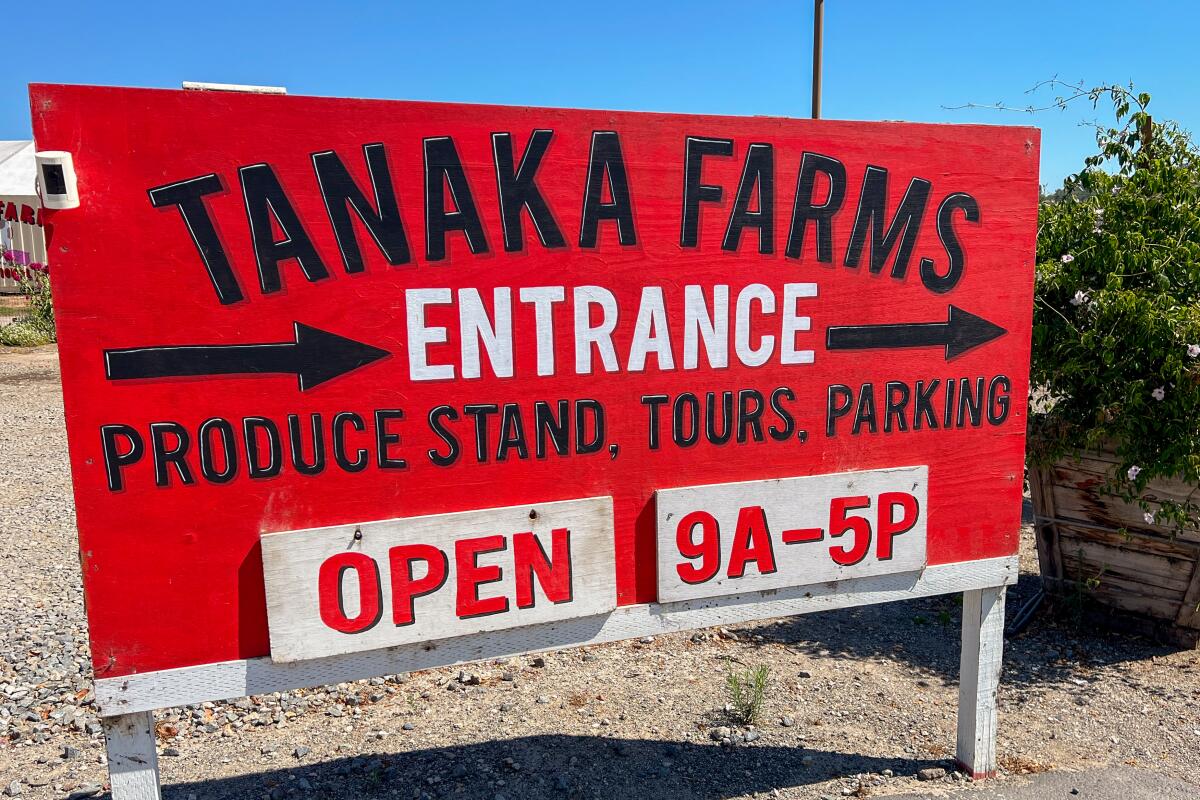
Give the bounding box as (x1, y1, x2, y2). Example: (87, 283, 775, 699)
(879, 765, 1197, 800)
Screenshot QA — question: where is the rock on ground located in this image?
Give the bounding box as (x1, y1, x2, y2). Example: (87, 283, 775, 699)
(0, 347, 1198, 799)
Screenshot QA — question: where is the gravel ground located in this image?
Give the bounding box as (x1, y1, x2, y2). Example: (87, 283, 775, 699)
(0, 346, 1198, 800)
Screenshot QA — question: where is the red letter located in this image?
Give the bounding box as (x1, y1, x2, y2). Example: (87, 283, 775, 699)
(455, 535, 509, 618)
(317, 552, 382, 634)
(727, 505, 777, 578)
(876, 492, 919, 560)
(513, 528, 572, 608)
(828, 495, 872, 566)
(676, 510, 720, 584)
(389, 543, 448, 626)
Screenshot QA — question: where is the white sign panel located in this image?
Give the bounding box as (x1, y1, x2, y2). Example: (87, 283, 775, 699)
(262, 496, 616, 663)
(656, 467, 928, 602)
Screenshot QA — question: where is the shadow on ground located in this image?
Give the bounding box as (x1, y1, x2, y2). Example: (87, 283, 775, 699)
(748, 498, 1182, 688)
(149, 736, 949, 800)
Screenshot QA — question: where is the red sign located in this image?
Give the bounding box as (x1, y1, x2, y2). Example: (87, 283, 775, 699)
(32, 84, 1038, 678)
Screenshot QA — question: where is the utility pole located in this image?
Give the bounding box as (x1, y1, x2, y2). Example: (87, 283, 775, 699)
(812, 0, 824, 119)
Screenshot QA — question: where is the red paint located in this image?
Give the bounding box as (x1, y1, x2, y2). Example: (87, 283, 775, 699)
(727, 506, 776, 578)
(676, 511, 721, 585)
(317, 552, 380, 634)
(388, 544, 447, 626)
(30, 84, 1038, 677)
(454, 536, 509, 618)
(877, 492, 921, 559)
(512, 529, 572, 609)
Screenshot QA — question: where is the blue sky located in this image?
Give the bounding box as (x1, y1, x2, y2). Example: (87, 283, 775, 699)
(7, 1, 1196, 189)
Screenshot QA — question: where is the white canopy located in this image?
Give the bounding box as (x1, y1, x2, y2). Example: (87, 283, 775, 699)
(0, 141, 36, 199)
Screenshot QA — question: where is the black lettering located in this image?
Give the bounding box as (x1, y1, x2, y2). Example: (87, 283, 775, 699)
(913, 379, 940, 431)
(313, 143, 411, 273)
(492, 130, 565, 252)
(680, 136, 732, 248)
(768, 387, 796, 441)
(737, 389, 765, 443)
(243, 417, 282, 479)
(575, 399, 605, 454)
(374, 409, 407, 470)
(288, 413, 326, 476)
(723, 143, 774, 254)
(533, 400, 570, 458)
(884, 381, 910, 433)
(852, 383, 877, 434)
(826, 384, 853, 436)
(987, 375, 1011, 425)
(957, 377, 985, 427)
(944, 379, 956, 429)
(332, 412, 368, 472)
(705, 391, 733, 445)
(424, 136, 489, 260)
(148, 174, 242, 304)
(496, 404, 529, 461)
(239, 163, 330, 294)
(844, 166, 932, 279)
(641, 394, 669, 450)
(579, 131, 636, 247)
(463, 404, 499, 463)
(922, 192, 980, 293)
(150, 422, 194, 488)
(673, 393, 700, 447)
(427, 405, 461, 467)
(786, 152, 846, 262)
(198, 418, 237, 484)
(101, 424, 144, 492)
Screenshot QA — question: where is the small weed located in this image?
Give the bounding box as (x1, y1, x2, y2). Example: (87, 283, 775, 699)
(725, 663, 769, 725)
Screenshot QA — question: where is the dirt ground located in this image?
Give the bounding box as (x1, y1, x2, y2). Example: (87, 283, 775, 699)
(0, 345, 1197, 800)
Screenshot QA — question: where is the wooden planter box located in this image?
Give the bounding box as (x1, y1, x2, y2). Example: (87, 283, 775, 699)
(1029, 450, 1200, 647)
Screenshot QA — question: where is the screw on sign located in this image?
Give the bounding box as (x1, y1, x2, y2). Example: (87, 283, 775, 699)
(30, 84, 1037, 797)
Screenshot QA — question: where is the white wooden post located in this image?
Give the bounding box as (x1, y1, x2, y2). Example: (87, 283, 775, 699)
(103, 711, 162, 800)
(956, 585, 1005, 779)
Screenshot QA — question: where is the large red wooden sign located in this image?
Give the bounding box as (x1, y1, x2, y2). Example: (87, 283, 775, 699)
(32, 85, 1038, 679)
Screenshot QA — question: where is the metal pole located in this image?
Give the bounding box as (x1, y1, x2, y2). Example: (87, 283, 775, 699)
(812, 0, 824, 119)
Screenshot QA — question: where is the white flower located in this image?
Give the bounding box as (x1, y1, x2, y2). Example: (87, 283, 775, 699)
(1188, 343, 1200, 358)
(1061, 253, 1075, 263)
(1152, 386, 1166, 401)
(1128, 465, 1142, 480)
(1070, 290, 1090, 307)
(1144, 512, 1156, 525)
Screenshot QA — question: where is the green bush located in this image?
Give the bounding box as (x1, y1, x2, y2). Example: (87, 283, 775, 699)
(0, 318, 54, 347)
(0, 269, 55, 347)
(1032, 85, 1200, 528)
(20, 269, 54, 335)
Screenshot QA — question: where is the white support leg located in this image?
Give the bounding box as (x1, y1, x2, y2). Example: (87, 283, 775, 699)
(956, 585, 1005, 779)
(103, 711, 162, 800)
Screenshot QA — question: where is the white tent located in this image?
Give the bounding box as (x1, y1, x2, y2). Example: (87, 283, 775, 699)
(0, 141, 36, 199)
(0, 140, 46, 291)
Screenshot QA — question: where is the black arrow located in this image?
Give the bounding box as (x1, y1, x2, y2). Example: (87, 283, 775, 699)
(826, 305, 1006, 360)
(104, 322, 390, 391)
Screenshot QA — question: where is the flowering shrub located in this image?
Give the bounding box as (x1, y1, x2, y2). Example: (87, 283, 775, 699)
(1032, 86, 1200, 529)
(0, 268, 54, 347)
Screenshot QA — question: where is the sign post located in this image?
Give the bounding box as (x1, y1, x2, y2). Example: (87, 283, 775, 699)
(31, 84, 1037, 798)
